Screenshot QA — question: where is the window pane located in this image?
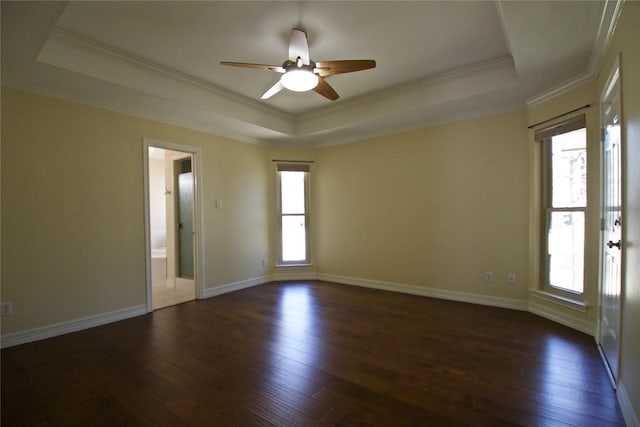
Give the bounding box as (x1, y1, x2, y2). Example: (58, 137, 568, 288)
(282, 215, 306, 261)
(281, 171, 306, 214)
(551, 129, 586, 207)
(548, 211, 584, 293)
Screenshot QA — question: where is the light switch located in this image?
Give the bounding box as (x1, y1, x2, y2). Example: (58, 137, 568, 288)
(215, 200, 222, 209)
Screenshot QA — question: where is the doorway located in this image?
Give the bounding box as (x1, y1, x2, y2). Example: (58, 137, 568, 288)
(144, 140, 202, 311)
(598, 56, 623, 386)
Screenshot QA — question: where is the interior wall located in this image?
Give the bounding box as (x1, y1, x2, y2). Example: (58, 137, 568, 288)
(598, 0, 640, 420)
(526, 80, 600, 328)
(148, 155, 166, 250)
(202, 139, 271, 286)
(314, 110, 529, 301)
(0, 87, 270, 334)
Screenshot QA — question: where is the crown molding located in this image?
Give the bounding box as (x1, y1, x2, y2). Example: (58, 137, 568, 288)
(4, 1, 620, 147)
(0, 77, 272, 145)
(47, 27, 292, 122)
(526, 0, 624, 107)
(525, 70, 595, 108)
(295, 55, 517, 140)
(313, 100, 525, 148)
(298, 56, 515, 124)
(588, 0, 625, 78)
(38, 26, 521, 146)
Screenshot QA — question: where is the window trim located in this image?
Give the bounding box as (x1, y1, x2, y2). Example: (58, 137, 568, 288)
(276, 163, 311, 267)
(539, 116, 587, 299)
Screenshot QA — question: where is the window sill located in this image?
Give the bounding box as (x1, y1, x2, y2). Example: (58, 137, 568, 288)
(275, 263, 314, 269)
(529, 289, 588, 312)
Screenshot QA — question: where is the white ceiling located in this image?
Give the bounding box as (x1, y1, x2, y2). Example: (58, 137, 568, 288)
(1, 1, 619, 146)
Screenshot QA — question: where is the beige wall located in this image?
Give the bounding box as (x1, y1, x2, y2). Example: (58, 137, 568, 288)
(148, 156, 166, 249)
(314, 111, 529, 300)
(202, 138, 270, 286)
(1, 88, 270, 334)
(526, 80, 601, 327)
(598, 0, 640, 419)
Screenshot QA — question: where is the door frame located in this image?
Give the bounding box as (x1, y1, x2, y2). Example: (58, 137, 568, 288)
(597, 53, 624, 387)
(143, 138, 205, 312)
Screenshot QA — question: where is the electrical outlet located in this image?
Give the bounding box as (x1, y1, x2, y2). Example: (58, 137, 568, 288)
(262, 258, 268, 267)
(1, 302, 13, 316)
(507, 273, 517, 285)
(484, 272, 494, 283)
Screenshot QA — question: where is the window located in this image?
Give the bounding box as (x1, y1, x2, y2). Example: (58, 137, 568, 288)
(538, 115, 587, 295)
(277, 163, 310, 265)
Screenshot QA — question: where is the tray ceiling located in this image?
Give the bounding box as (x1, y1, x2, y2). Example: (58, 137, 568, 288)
(1, 1, 620, 146)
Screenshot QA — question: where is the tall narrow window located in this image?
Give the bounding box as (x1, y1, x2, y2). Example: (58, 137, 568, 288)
(538, 115, 587, 295)
(277, 163, 310, 265)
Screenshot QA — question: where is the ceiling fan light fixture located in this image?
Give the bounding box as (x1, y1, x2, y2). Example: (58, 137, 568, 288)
(280, 69, 318, 92)
(221, 28, 375, 100)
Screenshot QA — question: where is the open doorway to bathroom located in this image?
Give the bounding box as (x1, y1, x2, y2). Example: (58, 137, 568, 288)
(145, 141, 201, 310)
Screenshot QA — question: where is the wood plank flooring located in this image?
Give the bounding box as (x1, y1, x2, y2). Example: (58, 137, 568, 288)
(1, 281, 624, 426)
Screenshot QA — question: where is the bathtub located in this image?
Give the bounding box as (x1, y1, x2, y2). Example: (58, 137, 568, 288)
(151, 248, 167, 285)
(152, 247, 167, 259)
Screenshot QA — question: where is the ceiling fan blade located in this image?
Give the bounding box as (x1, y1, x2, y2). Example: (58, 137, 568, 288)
(315, 60, 376, 77)
(314, 76, 339, 101)
(288, 28, 310, 65)
(220, 62, 285, 73)
(261, 80, 285, 99)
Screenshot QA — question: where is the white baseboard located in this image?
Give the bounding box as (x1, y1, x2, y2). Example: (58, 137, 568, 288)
(597, 344, 618, 388)
(0, 304, 147, 349)
(319, 274, 598, 336)
(317, 273, 528, 311)
(0, 273, 304, 349)
(203, 272, 527, 314)
(271, 271, 319, 281)
(618, 381, 640, 427)
(0, 273, 600, 350)
(201, 272, 320, 299)
(202, 275, 272, 299)
(527, 300, 594, 336)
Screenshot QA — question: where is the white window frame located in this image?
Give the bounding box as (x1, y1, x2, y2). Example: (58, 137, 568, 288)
(276, 163, 311, 266)
(538, 115, 587, 299)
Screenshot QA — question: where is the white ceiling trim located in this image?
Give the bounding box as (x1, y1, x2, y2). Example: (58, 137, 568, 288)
(36, 24, 521, 146)
(587, 0, 625, 76)
(47, 27, 284, 117)
(525, 70, 595, 108)
(294, 56, 518, 138)
(38, 26, 295, 135)
(297, 55, 516, 123)
(2, 1, 615, 147)
(1, 74, 284, 146)
(312, 100, 526, 149)
(526, 0, 624, 107)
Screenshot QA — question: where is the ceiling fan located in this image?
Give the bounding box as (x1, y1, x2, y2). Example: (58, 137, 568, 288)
(221, 28, 376, 101)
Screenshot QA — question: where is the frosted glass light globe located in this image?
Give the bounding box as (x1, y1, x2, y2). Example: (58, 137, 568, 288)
(281, 69, 318, 92)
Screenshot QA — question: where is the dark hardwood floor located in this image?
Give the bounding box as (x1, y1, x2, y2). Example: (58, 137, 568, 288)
(1, 281, 624, 426)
